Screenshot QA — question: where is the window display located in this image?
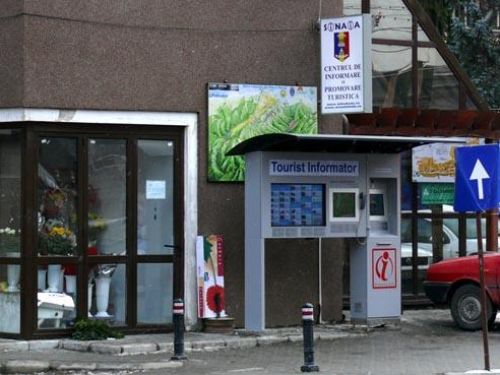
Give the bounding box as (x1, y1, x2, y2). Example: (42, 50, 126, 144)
(38, 138, 78, 257)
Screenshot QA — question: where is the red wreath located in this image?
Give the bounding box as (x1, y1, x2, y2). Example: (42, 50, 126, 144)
(206, 285, 225, 314)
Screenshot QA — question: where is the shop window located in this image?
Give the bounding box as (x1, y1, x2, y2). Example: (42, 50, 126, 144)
(38, 263, 76, 329)
(0, 129, 21, 334)
(0, 130, 21, 258)
(88, 264, 126, 326)
(88, 139, 127, 255)
(0, 263, 21, 333)
(38, 137, 78, 257)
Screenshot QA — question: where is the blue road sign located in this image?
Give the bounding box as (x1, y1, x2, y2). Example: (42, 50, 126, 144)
(454, 144, 500, 212)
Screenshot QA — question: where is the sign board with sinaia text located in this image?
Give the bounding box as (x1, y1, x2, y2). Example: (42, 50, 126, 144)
(320, 15, 372, 114)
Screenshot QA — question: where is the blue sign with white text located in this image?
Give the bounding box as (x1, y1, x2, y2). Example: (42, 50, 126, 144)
(454, 144, 500, 212)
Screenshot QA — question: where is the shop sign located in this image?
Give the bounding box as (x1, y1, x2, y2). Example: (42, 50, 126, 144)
(412, 139, 482, 183)
(420, 183, 454, 205)
(320, 14, 372, 114)
(269, 159, 359, 176)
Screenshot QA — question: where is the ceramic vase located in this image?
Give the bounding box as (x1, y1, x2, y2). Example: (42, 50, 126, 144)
(6, 264, 20, 292)
(38, 269, 47, 291)
(65, 275, 76, 294)
(88, 283, 93, 317)
(47, 264, 62, 293)
(95, 275, 112, 317)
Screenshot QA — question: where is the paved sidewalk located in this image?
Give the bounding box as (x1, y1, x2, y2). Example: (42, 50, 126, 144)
(0, 323, 367, 373)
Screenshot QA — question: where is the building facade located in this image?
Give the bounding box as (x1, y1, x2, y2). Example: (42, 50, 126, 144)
(0, 0, 345, 338)
(0, 0, 493, 339)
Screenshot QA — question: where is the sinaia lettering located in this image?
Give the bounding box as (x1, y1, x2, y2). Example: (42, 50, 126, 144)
(323, 20, 361, 32)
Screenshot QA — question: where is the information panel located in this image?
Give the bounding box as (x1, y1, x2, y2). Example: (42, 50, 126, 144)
(270, 183, 325, 227)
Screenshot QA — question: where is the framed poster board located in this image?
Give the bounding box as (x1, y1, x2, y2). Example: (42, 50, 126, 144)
(207, 83, 318, 182)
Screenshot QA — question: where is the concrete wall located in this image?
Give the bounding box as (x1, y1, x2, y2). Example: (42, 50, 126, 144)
(0, 0, 345, 327)
(0, 1, 24, 107)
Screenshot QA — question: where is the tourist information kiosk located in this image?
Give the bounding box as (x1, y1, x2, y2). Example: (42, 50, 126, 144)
(228, 133, 465, 332)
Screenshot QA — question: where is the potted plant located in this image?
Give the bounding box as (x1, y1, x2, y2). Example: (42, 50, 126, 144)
(38, 219, 76, 256)
(0, 225, 20, 257)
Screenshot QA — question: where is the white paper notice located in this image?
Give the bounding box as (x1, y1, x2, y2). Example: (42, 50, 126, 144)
(146, 180, 166, 199)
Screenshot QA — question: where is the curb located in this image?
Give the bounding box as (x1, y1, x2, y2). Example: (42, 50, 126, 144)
(0, 330, 367, 356)
(1, 359, 183, 374)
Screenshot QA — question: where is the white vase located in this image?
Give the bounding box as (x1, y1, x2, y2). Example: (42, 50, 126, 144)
(65, 275, 76, 294)
(6, 264, 20, 292)
(38, 269, 47, 291)
(95, 275, 112, 317)
(88, 283, 93, 317)
(47, 264, 62, 293)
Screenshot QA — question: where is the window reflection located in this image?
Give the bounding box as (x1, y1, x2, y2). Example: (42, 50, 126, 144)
(137, 263, 173, 324)
(343, 0, 361, 15)
(418, 48, 459, 109)
(372, 0, 413, 41)
(0, 130, 21, 258)
(373, 44, 412, 108)
(88, 139, 127, 256)
(38, 138, 78, 257)
(137, 140, 175, 255)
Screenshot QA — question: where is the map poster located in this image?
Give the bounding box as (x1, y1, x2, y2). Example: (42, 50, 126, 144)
(208, 83, 318, 182)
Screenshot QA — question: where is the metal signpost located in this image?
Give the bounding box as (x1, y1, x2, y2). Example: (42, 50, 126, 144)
(454, 144, 500, 371)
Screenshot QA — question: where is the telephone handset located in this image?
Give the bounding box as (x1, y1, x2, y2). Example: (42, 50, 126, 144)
(359, 192, 366, 210)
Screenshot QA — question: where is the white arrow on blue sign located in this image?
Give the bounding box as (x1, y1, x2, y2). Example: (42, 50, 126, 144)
(454, 144, 500, 212)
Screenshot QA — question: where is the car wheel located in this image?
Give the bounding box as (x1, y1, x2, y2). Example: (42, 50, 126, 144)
(450, 284, 494, 331)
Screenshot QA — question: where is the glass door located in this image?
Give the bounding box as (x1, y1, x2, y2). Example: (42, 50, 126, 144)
(87, 138, 127, 325)
(136, 139, 176, 325)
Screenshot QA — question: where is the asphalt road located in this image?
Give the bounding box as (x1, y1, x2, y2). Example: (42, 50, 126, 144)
(138, 309, 500, 375)
(16, 309, 500, 375)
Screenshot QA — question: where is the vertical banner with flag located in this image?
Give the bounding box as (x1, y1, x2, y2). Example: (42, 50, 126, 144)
(320, 14, 372, 114)
(196, 235, 226, 318)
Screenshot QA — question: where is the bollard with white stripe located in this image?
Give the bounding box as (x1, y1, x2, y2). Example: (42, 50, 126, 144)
(171, 298, 187, 361)
(300, 303, 319, 372)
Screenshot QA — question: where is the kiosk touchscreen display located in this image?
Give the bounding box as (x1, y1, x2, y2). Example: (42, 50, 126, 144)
(330, 188, 359, 222)
(369, 189, 387, 221)
(370, 193, 384, 216)
(270, 183, 325, 227)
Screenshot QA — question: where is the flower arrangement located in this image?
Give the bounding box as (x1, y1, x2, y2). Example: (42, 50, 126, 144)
(0, 226, 20, 254)
(88, 212, 107, 243)
(42, 188, 67, 218)
(39, 219, 76, 256)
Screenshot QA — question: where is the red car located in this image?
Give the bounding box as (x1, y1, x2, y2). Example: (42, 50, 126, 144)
(424, 252, 500, 330)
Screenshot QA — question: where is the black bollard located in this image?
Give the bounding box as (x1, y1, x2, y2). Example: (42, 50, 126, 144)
(171, 298, 187, 361)
(300, 303, 319, 372)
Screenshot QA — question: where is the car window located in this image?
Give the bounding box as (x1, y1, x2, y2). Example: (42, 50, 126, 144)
(417, 219, 433, 243)
(401, 218, 412, 242)
(465, 218, 486, 239)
